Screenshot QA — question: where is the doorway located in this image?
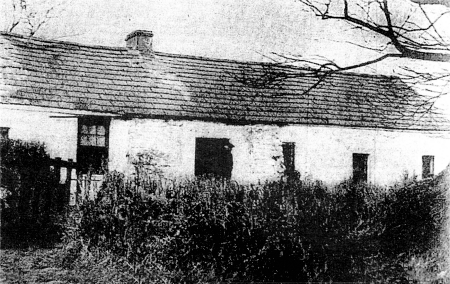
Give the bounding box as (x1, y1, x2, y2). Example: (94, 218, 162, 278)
(195, 138, 233, 179)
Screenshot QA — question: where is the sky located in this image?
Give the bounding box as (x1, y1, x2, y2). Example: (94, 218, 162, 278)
(2, 0, 387, 66)
(1, 0, 450, 109)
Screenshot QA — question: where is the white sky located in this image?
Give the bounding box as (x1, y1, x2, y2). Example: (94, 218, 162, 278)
(2, 0, 448, 67)
(2, 0, 387, 65)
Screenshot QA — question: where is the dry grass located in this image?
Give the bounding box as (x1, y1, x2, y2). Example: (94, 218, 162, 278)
(404, 165, 450, 283)
(0, 246, 169, 284)
(0, 248, 68, 284)
(2, 168, 450, 283)
(1, 246, 449, 284)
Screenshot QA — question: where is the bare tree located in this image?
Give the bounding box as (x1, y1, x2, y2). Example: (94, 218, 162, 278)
(4, 0, 68, 37)
(260, 0, 450, 121)
(296, 0, 450, 68)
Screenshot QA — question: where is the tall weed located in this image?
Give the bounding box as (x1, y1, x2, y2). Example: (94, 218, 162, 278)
(71, 171, 447, 283)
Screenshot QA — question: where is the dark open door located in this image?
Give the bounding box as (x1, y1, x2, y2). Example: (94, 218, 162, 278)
(353, 153, 369, 184)
(195, 138, 233, 179)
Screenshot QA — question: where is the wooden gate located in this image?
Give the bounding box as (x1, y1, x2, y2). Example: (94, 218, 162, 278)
(50, 157, 103, 205)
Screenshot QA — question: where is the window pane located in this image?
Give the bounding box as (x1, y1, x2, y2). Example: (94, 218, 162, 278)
(97, 136, 106, 147)
(89, 135, 96, 146)
(81, 125, 89, 134)
(88, 125, 96, 135)
(97, 125, 106, 136)
(80, 135, 89, 146)
(80, 135, 98, 146)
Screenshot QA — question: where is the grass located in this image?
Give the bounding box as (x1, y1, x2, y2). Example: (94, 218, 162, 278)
(0, 248, 67, 284)
(1, 245, 449, 283)
(1, 168, 449, 283)
(0, 246, 170, 284)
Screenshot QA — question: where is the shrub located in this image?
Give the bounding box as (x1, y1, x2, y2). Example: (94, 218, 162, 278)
(72, 171, 447, 283)
(75, 172, 173, 279)
(380, 177, 446, 256)
(0, 138, 66, 248)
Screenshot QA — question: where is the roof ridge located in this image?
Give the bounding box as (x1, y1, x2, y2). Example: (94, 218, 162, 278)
(154, 50, 287, 67)
(0, 31, 127, 52)
(153, 51, 396, 80)
(1, 31, 394, 80)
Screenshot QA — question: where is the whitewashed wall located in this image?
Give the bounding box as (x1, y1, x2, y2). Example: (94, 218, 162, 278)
(108, 118, 450, 186)
(108, 119, 284, 181)
(0, 105, 78, 160)
(1, 105, 449, 186)
(280, 125, 450, 186)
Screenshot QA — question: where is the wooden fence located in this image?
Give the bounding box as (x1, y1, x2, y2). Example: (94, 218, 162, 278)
(50, 157, 103, 205)
(50, 157, 76, 205)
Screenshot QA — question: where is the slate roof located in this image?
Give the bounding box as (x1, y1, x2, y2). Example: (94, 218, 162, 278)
(0, 32, 448, 131)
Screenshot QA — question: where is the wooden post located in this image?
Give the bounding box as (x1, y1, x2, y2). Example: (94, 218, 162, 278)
(54, 157, 62, 184)
(66, 159, 73, 204)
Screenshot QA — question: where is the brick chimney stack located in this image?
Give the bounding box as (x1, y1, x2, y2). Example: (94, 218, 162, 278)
(125, 30, 153, 55)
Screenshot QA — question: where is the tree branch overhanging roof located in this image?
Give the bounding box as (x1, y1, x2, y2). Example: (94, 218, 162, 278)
(0, 32, 449, 131)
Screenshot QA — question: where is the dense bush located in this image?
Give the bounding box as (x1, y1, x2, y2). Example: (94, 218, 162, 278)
(1, 139, 66, 248)
(71, 171, 447, 283)
(381, 177, 446, 257)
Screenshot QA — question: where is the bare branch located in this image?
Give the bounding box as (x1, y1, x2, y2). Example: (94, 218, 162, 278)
(5, 0, 67, 37)
(298, 0, 450, 62)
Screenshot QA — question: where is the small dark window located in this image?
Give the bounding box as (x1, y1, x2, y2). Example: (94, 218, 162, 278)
(0, 127, 10, 141)
(422, 155, 434, 179)
(77, 117, 110, 174)
(353, 153, 369, 184)
(195, 138, 233, 179)
(282, 142, 295, 174)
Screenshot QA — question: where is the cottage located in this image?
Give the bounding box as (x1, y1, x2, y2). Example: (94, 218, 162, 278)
(1, 30, 449, 186)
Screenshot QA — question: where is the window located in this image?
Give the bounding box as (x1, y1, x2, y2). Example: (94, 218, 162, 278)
(77, 117, 109, 174)
(282, 142, 295, 174)
(353, 153, 369, 184)
(422, 155, 434, 179)
(195, 138, 233, 179)
(0, 127, 9, 141)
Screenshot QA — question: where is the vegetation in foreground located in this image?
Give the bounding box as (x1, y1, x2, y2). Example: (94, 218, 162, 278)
(1, 138, 449, 283)
(60, 171, 448, 283)
(1, 139, 66, 248)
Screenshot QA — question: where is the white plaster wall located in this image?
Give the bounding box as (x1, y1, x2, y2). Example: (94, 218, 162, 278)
(108, 119, 284, 181)
(278, 126, 450, 186)
(108, 117, 450, 186)
(0, 105, 78, 160)
(2, 104, 449, 186)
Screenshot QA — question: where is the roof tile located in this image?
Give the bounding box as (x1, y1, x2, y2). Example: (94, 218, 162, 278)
(1, 32, 448, 131)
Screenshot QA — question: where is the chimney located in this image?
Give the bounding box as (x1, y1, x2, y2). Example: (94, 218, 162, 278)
(125, 30, 153, 55)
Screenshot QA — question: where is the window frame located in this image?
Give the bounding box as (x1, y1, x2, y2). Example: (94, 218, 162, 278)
(0, 127, 10, 141)
(422, 155, 434, 179)
(282, 142, 296, 175)
(352, 153, 369, 184)
(77, 116, 110, 174)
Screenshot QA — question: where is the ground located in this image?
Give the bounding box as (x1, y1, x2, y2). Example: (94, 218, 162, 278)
(0, 248, 68, 284)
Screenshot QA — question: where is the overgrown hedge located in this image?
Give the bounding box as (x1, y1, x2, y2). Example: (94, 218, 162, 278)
(1, 139, 66, 248)
(69, 172, 446, 283)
